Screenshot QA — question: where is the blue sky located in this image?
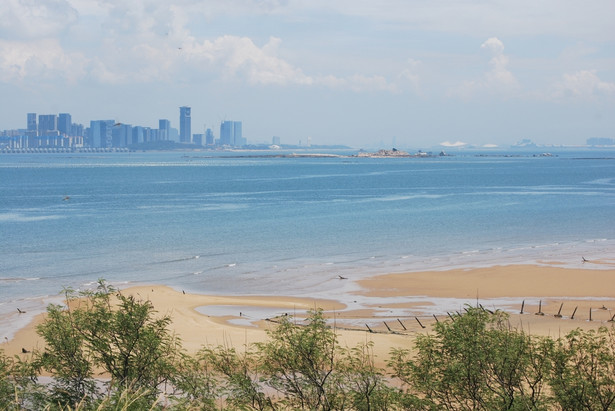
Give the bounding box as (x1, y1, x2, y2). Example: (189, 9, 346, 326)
(1, 0, 613, 148)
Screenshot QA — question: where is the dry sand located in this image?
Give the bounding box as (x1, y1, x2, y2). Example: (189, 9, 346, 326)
(3, 264, 614, 368)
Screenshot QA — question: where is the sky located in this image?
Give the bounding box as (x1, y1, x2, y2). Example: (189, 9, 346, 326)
(1, 0, 614, 148)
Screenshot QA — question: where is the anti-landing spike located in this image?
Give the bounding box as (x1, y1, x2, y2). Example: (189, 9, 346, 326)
(554, 303, 564, 318)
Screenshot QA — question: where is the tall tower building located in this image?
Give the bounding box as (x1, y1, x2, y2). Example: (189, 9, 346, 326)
(220, 121, 233, 146)
(38, 114, 59, 136)
(90, 120, 114, 148)
(58, 113, 72, 136)
(233, 121, 243, 146)
(159, 119, 170, 140)
(27, 113, 37, 136)
(179, 106, 191, 143)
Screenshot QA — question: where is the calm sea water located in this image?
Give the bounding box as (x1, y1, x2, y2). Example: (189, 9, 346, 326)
(1, 149, 614, 334)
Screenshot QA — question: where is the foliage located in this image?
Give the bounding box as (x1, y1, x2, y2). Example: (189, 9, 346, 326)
(389, 306, 554, 410)
(550, 326, 615, 410)
(4, 282, 615, 410)
(256, 308, 339, 409)
(34, 280, 182, 409)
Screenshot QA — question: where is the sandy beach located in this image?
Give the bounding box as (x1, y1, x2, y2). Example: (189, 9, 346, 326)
(3, 264, 614, 368)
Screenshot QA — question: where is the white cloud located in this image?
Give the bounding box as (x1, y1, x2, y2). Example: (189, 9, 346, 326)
(0, 0, 78, 39)
(450, 37, 519, 99)
(0, 39, 87, 83)
(553, 70, 615, 98)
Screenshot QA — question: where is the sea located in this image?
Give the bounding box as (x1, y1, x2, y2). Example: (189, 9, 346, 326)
(1, 148, 614, 335)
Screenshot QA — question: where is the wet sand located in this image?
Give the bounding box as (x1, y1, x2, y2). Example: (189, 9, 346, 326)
(3, 264, 614, 367)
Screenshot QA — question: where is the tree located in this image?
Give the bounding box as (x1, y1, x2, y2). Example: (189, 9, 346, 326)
(257, 308, 338, 410)
(550, 326, 615, 411)
(35, 280, 183, 408)
(389, 306, 553, 410)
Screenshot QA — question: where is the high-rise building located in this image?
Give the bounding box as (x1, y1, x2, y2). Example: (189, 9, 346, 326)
(27, 113, 37, 136)
(220, 120, 243, 146)
(112, 124, 132, 147)
(233, 121, 243, 146)
(179, 106, 191, 143)
(205, 128, 214, 146)
(38, 114, 58, 136)
(90, 120, 114, 148)
(220, 121, 233, 146)
(58, 113, 72, 136)
(159, 119, 170, 140)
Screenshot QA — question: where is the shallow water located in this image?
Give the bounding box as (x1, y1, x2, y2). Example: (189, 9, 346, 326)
(1, 149, 614, 337)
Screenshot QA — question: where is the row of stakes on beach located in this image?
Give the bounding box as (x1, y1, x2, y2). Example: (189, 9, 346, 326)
(361, 301, 615, 335)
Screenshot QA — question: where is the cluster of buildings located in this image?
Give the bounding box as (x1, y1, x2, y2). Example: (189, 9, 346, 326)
(0, 106, 244, 152)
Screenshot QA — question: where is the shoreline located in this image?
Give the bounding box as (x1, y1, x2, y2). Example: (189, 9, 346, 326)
(3, 264, 614, 367)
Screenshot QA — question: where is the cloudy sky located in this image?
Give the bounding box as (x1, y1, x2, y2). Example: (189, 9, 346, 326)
(1, 0, 614, 148)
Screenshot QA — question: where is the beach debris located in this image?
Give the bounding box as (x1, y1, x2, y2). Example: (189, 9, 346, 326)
(571, 306, 578, 320)
(520, 300, 525, 314)
(535, 300, 544, 316)
(554, 303, 564, 318)
(415, 317, 426, 329)
(182, 290, 185, 294)
(17, 308, 25, 314)
(582, 256, 589, 263)
(365, 324, 373, 333)
(337, 275, 347, 280)
(21, 348, 29, 353)
(383, 321, 392, 332)
(62, 196, 70, 201)
(397, 319, 407, 330)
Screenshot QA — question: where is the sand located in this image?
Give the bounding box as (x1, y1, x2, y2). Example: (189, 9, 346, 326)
(3, 264, 614, 368)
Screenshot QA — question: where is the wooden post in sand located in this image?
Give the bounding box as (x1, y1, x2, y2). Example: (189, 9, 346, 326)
(447, 312, 455, 322)
(520, 300, 525, 314)
(554, 303, 564, 318)
(415, 317, 426, 329)
(397, 319, 407, 330)
(433, 314, 439, 323)
(383, 321, 392, 332)
(365, 324, 373, 333)
(571, 306, 578, 320)
(589, 308, 592, 322)
(535, 300, 544, 316)
(609, 313, 615, 322)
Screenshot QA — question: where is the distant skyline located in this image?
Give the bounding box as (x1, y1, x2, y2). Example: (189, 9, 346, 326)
(1, 1, 614, 148)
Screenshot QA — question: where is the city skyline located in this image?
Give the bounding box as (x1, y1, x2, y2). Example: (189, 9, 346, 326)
(0, 1, 614, 148)
(1, 107, 250, 150)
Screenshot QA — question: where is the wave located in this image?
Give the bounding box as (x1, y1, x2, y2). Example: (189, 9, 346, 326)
(0, 212, 63, 223)
(0, 276, 41, 283)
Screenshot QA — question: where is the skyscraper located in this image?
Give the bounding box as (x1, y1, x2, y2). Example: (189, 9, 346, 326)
(220, 120, 233, 146)
(90, 120, 114, 148)
(58, 113, 72, 136)
(233, 121, 243, 146)
(159, 119, 170, 140)
(220, 120, 243, 146)
(27, 113, 37, 136)
(38, 114, 58, 136)
(179, 107, 191, 143)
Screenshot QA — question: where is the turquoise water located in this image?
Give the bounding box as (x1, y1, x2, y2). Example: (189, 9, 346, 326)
(1, 150, 614, 333)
